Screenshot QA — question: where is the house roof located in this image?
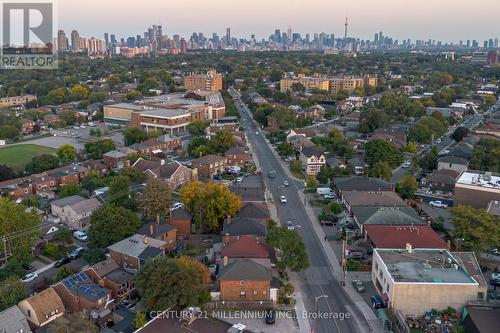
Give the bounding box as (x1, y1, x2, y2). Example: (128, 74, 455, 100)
(0, 306, 31, 333)
(427, 169, 460, 185)
(191, 154, 225, 165)
(107, 234, 166, 258)
(19, 287, 64, 322)
(224, 146, 247, 156)
(221, 236, 271, 258)
(235, 202, 269, 219)
(342, 191, 406, 207)
(464, 306, 500, 333)
(222, 217, 267, 237)
(103, 150, 127, 159)
(60, 272, 110, 302)
(364, 225, 447, 249)
(438, 155, 469, 165)
(132, 158, 184, 179)
(333, 177, 392, 192)
(301, 146, 325, 158)
(172, 208, 192, 220)
(70, 197, 102, 214)
(88, 258, 120, 278)
(137, 222, 176, 238)
(218, 259, 272, 281)
(103, 269, 135, 285)
(352, 206, 425, 226)
(51, 195, 86, 208)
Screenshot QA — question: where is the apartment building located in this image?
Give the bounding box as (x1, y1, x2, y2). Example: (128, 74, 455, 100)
(183, 70, 223, 91)
(280, 74, 329, 92)
(280, 74, 377, 93)
(454, 171, 500, 209)
(0, 94, 36, 108)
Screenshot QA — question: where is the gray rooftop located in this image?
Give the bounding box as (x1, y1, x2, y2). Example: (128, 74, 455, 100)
(219, 259, 272, 281)
(0, 306, 31, 333)
(343, 191, 406, 207)
(353, 206, 425, 226)
(107, 234, 166, 258)
(376, 249, 478, 284)
(51, 195, 86, 208)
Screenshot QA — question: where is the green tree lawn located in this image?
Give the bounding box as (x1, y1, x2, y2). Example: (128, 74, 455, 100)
(0, 144, 56, 171)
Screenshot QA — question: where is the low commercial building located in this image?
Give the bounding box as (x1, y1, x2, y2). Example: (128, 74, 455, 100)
(454, 171, 500, 209)
(372, 248, 487, 316)
(363, 225, 447, 249)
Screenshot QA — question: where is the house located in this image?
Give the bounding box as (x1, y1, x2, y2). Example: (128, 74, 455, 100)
(287, 135, 315, 151)
(128, 134, 181, 155)
(50, 195, 102, 230)
(448, 142, 474, 160)
(132, 158, 193, 189)
(190, 154, 228, 179)
(342, 191, 406, 212)
(299, 146, 326, 176)
(437, 155, 469, 174)
(169, 208, 192, 240)
(326, 156, 346, 169)
(18, 287, 65, 329)
(462, 305, 500, 333)
(217, 258, 278, 304)
(427, 169, 460, 193)
(332, 177, 393, 195)
(84, 258, 136, 302)
(372, 248, 487, 316)
(222, 205, 268, 240)
(107, 234, 166, 271)
(102, 150, 129, 170)
(347, 157, 366, 175)
(363, 225, 448, 249)
(249, 92, 268, 105)
(0, 306, 31, 333)
(19, 118, 37, 134)
(224, 146, 251, 166)
(230, 174, 266, 202)
(426, 107, 454, 118)
(137, 222, 177, 250)
(53, 273, 112, 324)
(293, 104, 326, 120)
(351, 206, 425, 231)
(454, 171, 500, 209)
(44, 114, 61, 126)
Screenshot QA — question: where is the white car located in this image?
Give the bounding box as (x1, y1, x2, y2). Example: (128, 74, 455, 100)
(283, 180, 289, 186)
(402, 160, 412, 168)
(235, 176, 244, 182)
(255, 131, 259, 135)
(429, 200, 448, 208)
(80, 125, 86, 129)
(21, 272, 38, 283)
(280, 196, 287, 204)
(171, 202, 184, 211)
(323, 194, 336, 199)
(73, 230, 88, 242)
(287, 221, 295, 231)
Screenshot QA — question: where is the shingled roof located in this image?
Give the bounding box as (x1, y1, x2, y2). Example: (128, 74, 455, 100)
(218, 259, 272, 281)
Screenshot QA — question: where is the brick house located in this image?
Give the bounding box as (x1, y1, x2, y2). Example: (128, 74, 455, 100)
(20, 118, 37, 134)
(169, 208, 192, 240)
(17, 288, 65, 329)
(217, 258, 278, 304)
(102, 150, 130, 170)
(191, 154, 228, 179)
(224, 147, 251, 166)
(107, 234, 166, 271)
(132, 158, 193, 189)
(128, 134, 181, 154)
(84, 258, 136, 302)
(53, 273, 112, 324)
(50, 195, 102, 230)
(427, 169, 460, 193)
(137, 222, 177, 250)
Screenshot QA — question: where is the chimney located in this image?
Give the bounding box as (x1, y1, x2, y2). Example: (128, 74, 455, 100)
(226, 215, 231, 225)
(143, 235, 148, 244)
(223, 256, 228, 267)
(160, 159, 165, 165)
(149, 224, 154, 236)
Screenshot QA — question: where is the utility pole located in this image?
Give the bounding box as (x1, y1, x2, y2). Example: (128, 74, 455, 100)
(341, 237, 347, 286)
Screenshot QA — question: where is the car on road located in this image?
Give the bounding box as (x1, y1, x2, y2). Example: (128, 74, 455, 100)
(435, 138, 442, 144)
(80, 125, 86, 129)
(371, 295, 385, 309)
(429, 200, 448, 208)
(352, 280, 365, 292)
(287, 221, 295, 230)
(54, 256, 71, 267)
(255, 131, 259, 135)
(265, 309, 276, 325)
(21, 272, 38, 283)
(280, 195, 287, 203)
(283, 180, 289, 186)
(235, 176, 244, 182)
(69, 247, 85, 259)
(171, 202, 184, 211)
(73, 230, 88, 242)
(320, 220, 335, 226)
(402, 160, 411, 168)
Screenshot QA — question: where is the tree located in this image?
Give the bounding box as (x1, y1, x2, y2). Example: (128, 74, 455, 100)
(126, 90, 142, 100)
(359, 108, 390, 133)
(187, 120, 208, 136)
(291, 82, 306, 93)
(396, 175, 418, 199)
(210, 130, 235, 153)
(420, 147, 439, 172)
(84, 139, 116, 159)
(106, 76, 122, 90)
(136, 256, 210, 311)
(408, 116, 448, 144)
(266, 227, 309, 272)
(0, 164, 16, 181)
(46, 88, 65, 105)
(46, 312, 98, 333)
(118, 167, 146, 183)
(56, 144, 77, 162)
(68, 84, 90, 101)
(306, 175, 319, 189)
(53, 228, 72, 244)
(25, 154, 59, 174)
(330, 202, 343, 214)
(89, 128, 102, 137)
(81, 171, 105, 191)
(140, 178, 172, 223)
(88, 91, 106, 104)
(123, 128, 148, 146)
(55, 266, 72, 282)
(0, 125, 20, 140)
(290, 160, 302, 173)
(277, 142, 294, 156)
(316, 166, 333, 184)
(451, 126, 469, 142)
(133, 312, 147, 329)
(364, 139, 403, 168)
(450, 206, 500, 253)
(180, 181, 242, 232)
(188, 136, 212, 157)
(0, 277, 28, 311)
(59, 182, 81, 198)
(368, 161, 393, 180)
(88, 204, 140, 248)
(107, 175, 132, 208)
(470, 138, 500, 173)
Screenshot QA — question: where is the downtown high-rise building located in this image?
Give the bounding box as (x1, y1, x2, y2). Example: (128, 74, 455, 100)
(70, 30, 80, 51)
(226, 27, 231, 46)
(57, 30, 69, 50)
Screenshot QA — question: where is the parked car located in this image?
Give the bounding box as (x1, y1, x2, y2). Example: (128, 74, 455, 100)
(283, 180, 289, 186)
(429, 200, 448, 208)
(21, 272, 38, 283)
(287, 221, 295, 231)
(337, 222, 353, 230)
(22, 263, 35, 271)
(54, 256, 71, 267)
(69, 247, 85, 259)
(323, 194, 336, 199)
(280, 195, 287, 203)
(352, 280, 365, 292)
(73, 230, 88, 242)
(265, 310, 276, 325)
(402, 160, 411, 168)
(170, 202, 184, 211)
(235, 176, 244, 182)
(371, 295, 385, 309)
(346, 252, 364, 260)
(320, 221, 335, 226)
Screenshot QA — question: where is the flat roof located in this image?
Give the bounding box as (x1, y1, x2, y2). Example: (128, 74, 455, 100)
(139, 108, 189, 118)
(456, 171, 500, 190)
(376, 248, 478, 284)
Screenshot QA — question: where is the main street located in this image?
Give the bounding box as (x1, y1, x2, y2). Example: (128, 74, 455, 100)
(230, 89, 373, 333)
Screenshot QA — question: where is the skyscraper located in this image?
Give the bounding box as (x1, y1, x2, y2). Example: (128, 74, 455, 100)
(104, 33, 109, 46)
(287, 26, 292, 43)
(71, 30, 80, 51)
(226, 28, 231, 46)
(57, 30, 68, 50)
(110, 34, 116, 44)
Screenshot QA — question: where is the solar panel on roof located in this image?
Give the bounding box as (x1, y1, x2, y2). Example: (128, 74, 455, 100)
(63, 280, 73, 288)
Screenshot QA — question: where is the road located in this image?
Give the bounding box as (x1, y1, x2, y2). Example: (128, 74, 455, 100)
(230, 89, 371, 333)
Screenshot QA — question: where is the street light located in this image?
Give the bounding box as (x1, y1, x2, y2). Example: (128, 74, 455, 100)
(313, 294, 328, 333)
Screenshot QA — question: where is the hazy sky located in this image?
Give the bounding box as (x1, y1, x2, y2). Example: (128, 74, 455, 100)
(59, 0, 500, 42)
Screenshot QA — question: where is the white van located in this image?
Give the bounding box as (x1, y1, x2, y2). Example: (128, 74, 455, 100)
(73, 231, 88, 242)
(317, 187, 335, 196)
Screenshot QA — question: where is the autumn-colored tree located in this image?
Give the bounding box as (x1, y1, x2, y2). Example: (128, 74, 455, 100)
(140, 178, 172, 223)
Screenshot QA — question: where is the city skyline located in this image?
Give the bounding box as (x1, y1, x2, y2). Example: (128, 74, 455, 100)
(58, 0, 500, 42)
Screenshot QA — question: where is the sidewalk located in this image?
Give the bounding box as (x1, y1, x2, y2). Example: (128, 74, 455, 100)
(289, 272, 312, 333)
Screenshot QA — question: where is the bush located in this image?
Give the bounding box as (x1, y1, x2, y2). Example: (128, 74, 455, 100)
(329, 202, 342, 214)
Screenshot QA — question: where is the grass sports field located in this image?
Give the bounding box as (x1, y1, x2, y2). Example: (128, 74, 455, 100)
(0, 144, 56, 171)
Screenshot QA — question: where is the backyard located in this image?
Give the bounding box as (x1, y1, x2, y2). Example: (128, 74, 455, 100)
(0, 144, 56, 171)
